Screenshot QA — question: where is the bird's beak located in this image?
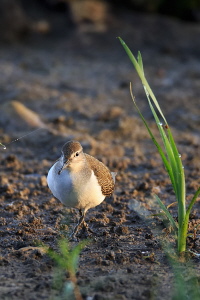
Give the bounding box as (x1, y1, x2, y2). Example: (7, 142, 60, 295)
(58, 158, 70, 175)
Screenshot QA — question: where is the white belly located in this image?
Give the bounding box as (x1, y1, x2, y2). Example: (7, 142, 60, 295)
(47, 162, 105, 212)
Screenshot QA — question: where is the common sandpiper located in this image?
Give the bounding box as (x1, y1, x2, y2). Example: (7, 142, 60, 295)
(47, 140, 115, 239)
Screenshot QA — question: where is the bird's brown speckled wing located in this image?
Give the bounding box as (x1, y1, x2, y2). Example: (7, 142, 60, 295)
(85, 154, 115, 197)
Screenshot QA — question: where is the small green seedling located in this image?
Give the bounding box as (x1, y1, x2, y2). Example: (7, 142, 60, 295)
(119, 37, 200, 254)
(44, 239, 87, 300)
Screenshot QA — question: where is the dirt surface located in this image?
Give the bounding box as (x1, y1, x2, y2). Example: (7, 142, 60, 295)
(0, 9, 200, 300)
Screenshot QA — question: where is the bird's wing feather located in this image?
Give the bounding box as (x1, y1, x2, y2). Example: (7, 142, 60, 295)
(85, 154, 115, 196)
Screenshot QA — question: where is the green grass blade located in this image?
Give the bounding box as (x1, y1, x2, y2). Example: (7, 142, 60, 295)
(139, 60, 183, 204)
(47, 247, 67, 269)
(185, 187, 200, 222)
(118, 37, 144, 79)
(59, 239, 70, 256)
(137, 52, 185, 207)
(167, 129, 186, 229)
(144, 89, 179, 197)
(118, 37, 167, 124)
(137, 51, 144, 74)
(70, 240, 88, 274)
(155, 194, 178, 232)
(142, 75, 186, 226)
(125, 43, 186, 226)
(130, 85, 177, 196)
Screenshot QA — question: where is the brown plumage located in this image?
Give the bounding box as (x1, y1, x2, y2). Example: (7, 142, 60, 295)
(62, 141, 83, 158)
(85, 153, 115, 197)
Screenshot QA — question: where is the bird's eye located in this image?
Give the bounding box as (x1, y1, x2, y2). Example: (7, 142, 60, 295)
(75, 152, 79, 157)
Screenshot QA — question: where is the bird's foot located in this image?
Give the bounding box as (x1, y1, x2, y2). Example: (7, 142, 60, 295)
(78, 222, 95, 238)
(69, 225, 81, 241)
(69, 219, 95, 241)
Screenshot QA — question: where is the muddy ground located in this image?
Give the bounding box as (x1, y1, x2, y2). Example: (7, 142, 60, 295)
(0, 8, 200, 300)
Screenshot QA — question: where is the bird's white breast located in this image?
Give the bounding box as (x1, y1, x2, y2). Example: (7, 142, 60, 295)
(47, 161, 105, 212)
(47, 162, 74, 206)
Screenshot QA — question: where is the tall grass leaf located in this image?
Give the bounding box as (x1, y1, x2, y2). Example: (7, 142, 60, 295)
(144, 89, 179, 198)
(125, 41, 185, 226)
(155, 195, 178, 232)
(165, 128, 186, 228)
(185, 187, 200, 224)
(142, 82, 181, 203)
(118, 38, 144, 79)
(118, 37, 167, 123)
(137, 51, 144, 74)
(167, 128, 186, 226)
(130, 84, 175, 193)
(141, 62, 186, 226)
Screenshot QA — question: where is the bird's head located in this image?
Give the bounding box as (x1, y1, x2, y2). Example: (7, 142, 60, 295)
(58, 140, 85, 174)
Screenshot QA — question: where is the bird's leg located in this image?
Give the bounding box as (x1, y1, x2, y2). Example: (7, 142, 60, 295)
(79, 210, 94, 234)
(80, 211, 95, 235)
(70, 209, 95, 240)
(82, 220, 94, 234)
(70, 209, 86, 239)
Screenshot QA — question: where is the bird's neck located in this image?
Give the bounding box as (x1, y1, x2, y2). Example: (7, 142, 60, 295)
(69, 159, 91, 178)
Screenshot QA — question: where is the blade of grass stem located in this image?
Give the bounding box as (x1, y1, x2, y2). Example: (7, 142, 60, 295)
(130, 85, 176, 194)
(144, 88, 179, 198)
(144, 85, 186, 237)
(178, 187, 200, 253)
(167, 128, 186, 220)
(142, 73, 186, 240)
(138, 60, 185, 214)
(123, 40, 181, 205)
(137, 51, 144, 74)
(118, 37, 167, 123)
(186, 187, 200, 218)
(155, 194, 178, 231)
(137, 58, 185, 206)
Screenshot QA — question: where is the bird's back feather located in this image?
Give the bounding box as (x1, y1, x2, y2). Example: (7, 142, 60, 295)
(85, 154, 115, 197)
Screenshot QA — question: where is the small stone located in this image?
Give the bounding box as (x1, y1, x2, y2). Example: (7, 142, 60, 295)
(115, 226, 129, 235)
(40, 176, 47, 187)
(106, 250, 115, 261)
(102, 260, 110, 266)
(145, 233, 153, 239)
(127, 267, 133, 273)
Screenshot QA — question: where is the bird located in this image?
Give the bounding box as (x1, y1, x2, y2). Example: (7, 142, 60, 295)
(47, 140, 115, 239)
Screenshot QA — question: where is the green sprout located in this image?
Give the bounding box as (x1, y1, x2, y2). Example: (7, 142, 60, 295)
(119, 37, 200, 254)
(43, 239, 88, 300)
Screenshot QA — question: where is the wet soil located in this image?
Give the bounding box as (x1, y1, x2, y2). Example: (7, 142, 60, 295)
(0, 9, 200, 300)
